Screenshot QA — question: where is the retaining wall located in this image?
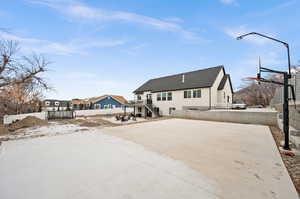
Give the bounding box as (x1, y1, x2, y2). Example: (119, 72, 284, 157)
(171, 110, 277, 126)
(273, 104, 300, 131)
(75, 108, 133, 117)
(3, 112, 47, 125)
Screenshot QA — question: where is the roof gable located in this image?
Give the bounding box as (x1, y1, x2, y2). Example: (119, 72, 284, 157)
(92, 95, 128, 105)
(134, 66, 224, 93)
(218, 74, 233, 93)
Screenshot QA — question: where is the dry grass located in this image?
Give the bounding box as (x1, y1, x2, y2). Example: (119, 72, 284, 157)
(269, 126, 300, 195)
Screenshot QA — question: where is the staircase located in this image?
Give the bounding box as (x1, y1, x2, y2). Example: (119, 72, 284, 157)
(144, 102, 159, 117)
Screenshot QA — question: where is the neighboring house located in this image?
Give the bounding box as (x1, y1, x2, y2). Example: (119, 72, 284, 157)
(72, 95, 128, 110)
(42, 99, 72, 111)
(133, 65, 233, 117)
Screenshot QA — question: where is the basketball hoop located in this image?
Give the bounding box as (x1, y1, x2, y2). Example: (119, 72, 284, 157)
(242, 77, 261, 82)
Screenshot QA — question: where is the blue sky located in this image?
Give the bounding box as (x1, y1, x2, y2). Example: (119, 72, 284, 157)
(1, 0, 300, 100)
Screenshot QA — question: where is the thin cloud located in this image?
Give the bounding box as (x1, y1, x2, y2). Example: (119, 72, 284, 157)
(0, 30, 126, 55)
(164, 17, 184, 23)
(220, 0, 237, 5)
(246, 0, 297, 18)
(29, 0, 206, 43)
(0, 31, 44, 43)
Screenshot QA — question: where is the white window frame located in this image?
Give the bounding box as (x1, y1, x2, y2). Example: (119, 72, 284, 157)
(193, 89, 201, 98)
(162, 92, 167, 101)
(167, 92, 172, 101)
(157, 93, 161, 101)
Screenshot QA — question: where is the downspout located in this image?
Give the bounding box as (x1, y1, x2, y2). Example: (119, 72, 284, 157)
(209, 87, 211, 110)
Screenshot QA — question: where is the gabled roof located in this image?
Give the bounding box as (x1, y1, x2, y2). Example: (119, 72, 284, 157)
(134, 66, 224, 93)
(72, 95, 128, 105)
(218, 74, 233, 92)
(91, 95, 128, 105)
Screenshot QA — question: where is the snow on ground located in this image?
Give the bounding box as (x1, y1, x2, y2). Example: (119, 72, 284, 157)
(0, 123, 89, 141)
(0, 130, 219, 199)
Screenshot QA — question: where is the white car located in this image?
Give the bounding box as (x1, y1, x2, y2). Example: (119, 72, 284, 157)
(232, 100, 247, 109)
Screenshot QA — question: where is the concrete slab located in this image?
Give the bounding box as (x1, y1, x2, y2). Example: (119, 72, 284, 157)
(0, 119, 298, 199)
(0, 131, 221, 199)
(102, 118, 298, 199)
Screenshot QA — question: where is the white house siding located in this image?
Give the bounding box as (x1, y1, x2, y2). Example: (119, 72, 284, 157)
(152, 88, 210, 116)
(134, 70, 233, 116)
(42, 107, 70, 111)
(210, 69, 225, 107)
(217, 79, 233, 108)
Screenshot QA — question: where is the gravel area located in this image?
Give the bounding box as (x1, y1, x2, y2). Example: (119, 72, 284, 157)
(270, 126, 300, 195)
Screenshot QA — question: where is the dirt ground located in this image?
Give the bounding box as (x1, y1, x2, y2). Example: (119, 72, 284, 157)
(0, 124, 9, 136)
(56, 118, 119, 127)
(6, 116, 48, 132)
(270, 126, 300, 195)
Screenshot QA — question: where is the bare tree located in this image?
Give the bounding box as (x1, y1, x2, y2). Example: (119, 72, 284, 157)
(234, 74, 281, 106)
(0, 38, 51, 117)
(0, 40, 50, 89)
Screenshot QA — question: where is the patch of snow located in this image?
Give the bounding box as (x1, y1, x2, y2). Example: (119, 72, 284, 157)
(0, 123, 89, 140)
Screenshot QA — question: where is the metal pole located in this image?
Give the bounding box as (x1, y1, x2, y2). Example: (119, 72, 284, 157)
(283, 72, 290, 150)
(286, 44, 291, 77)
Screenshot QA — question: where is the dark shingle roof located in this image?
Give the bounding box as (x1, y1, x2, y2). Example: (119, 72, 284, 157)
(134, 66, 224, 93)
(218, 74, 228, 90)
(218, 74, 233, 92)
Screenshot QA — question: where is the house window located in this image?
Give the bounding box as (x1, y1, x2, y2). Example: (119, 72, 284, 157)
(95, 104, 100, 109)
(193, 89, 201, 98)
(167, 92, 172, 101)
(162, 92, 167, 101)
(224, 92, 226, 99)
(55, 101, 60, 106)
(184, 90, 191, 98)
(45, 101, 50, 106)
(137, 95, 142, 100)
(157, 93, 161, 101)
(138, 107, 142, 112)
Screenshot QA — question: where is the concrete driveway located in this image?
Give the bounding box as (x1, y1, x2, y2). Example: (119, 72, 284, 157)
(0, 118, 298, 199)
